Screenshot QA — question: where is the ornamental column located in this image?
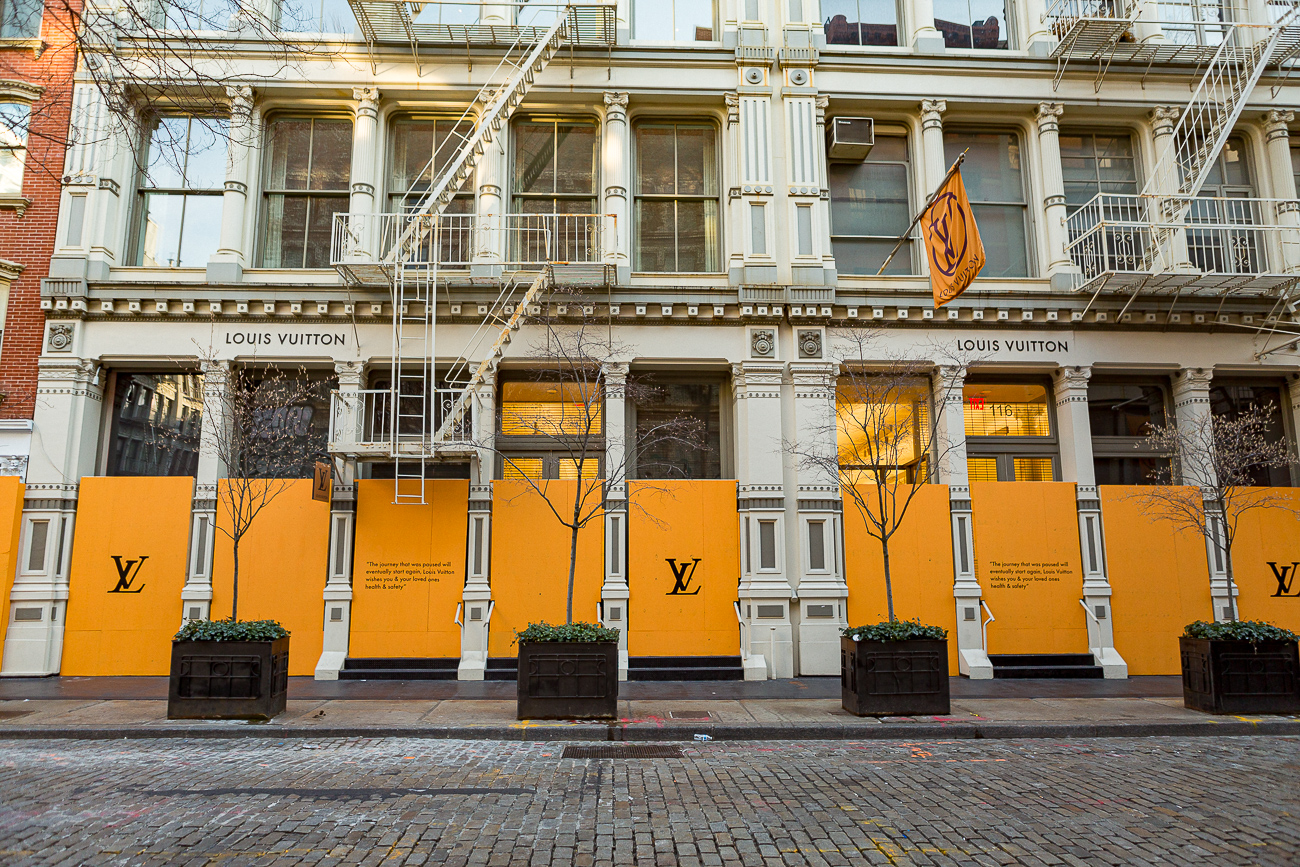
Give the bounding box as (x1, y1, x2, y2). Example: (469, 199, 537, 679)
(1053, 365, 1127, 677)
(182, 358, 231, 623)
(1262, 110, 1300, 273)
(1037, 103, 1078, 289)
(349, 87, 381, 217)
(459, 372, 497, 679)
(1173, 368, 1236, 621)
(918, 100, 948, 279)
(602, 92, 631, 283)
(315, 361, 363, 679)
(472, 124, 505, 277)
(907, 0, 944, 51)
(932, 363, 991, 678)
(602, 362, 631, 680)
(1149, 106, 1193, 270)
(208, 86, 255, 283)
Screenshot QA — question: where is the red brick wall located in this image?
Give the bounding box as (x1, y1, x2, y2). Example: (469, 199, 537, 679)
(0, 0, 81, 419)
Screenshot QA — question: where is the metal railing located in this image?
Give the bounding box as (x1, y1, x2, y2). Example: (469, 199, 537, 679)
(332, 212, 614, 271)
(1065, 193, 1299, 280)
(330, 388, 474, 451)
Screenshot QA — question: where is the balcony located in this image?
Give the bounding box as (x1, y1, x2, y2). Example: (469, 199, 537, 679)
(329, 388, 475, 458)
(331, 212, 617, 286)
(1065, 193, 1300, 298)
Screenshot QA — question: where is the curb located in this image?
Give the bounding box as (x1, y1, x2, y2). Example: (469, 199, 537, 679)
(1, 719, 1298, 742)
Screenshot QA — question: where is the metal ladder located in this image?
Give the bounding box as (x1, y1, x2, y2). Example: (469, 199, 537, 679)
(385, 9, 569, 504)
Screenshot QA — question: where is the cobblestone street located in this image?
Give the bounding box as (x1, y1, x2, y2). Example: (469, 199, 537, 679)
(0, 736, 1296, 866)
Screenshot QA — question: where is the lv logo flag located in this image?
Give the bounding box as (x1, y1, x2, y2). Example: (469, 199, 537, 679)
(923, 168, 986, 307)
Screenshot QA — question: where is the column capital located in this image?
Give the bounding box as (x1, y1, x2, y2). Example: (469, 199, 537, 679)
(200, 358, 232, 388)
(814, 93, 829, 124)
(334, 360, 365, 388)
(1263, 109, 1295, 142)
(1149, 105, 1182, 137)
(353, 86, 381, 119)
(1053, 364, 1091, 401)
(724, 92, 740, 126)
(1035, 102, 1064, 134)
(601, 360, 630, 383)
(932, 363, 965, 391)
(1172, 367, 1213, 404)
(226, 85, 254, 121)
(603, 91, 629, 123)
(920, 99, 947, 131)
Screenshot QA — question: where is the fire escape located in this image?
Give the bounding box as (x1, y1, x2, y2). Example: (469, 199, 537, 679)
(1047, 0, 1300, 316)
(328, 2, 617, 503)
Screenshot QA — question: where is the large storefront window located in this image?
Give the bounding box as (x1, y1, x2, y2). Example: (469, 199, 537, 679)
(823, 0, 899, 45)
(261, 117, 352, 268)
(944, 132, 1030, 277)
(964, 381, 1057, 481)
(498, 380, 603, 480)
(634, 122, 720, 272)
(107, 373, 204, 476)
(836, 380, 931, 484)
(235, 369, 334, 479)
(632, 380, 723, 480)
(934, 0, 1010, 48)
(1089, 377, 1169, 485)
(1211, 381, 1293, 487)
(829, 133, 912, 275)
(135, 115, 227, 267)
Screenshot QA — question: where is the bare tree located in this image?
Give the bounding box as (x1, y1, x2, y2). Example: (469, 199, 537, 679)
(483, 291, 707, 625)
(201, 363, 330, 620)
(1132, 401, 1299, 621)
(789, 326, 972, 623)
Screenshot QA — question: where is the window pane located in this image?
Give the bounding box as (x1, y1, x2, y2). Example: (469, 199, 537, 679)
(675, 126, 716, 196)
(557, 457, 599, 479)
(967, 456, 999, 481)
(635, 199, 677, 271)
(0, 0, 42, 37)
(1095, 456, 1168, 486)
(633, 0, 673, 38)
(502, 457, 545, 480)
(140, 193, 186, 267)
(964, 384, 1051, 437)
(832, 238, 909, 275)
(279, 0, 355, 31)
(107, 373, 205, 477)
(945, 132, 1023, 203)
(514, 122, 556, 195)
(500, 381, 602, 437)
(305, 196, 347, 268)
(310, 120, 353, 191)
(182, 119, 229, 189)
(413, 3, 479, 24)
(635, 382, 721, 479)
(675, 199, 719, 271)
(636, 126, 678, 194)
(970, 203, 1029, 277)
(676, 0, 714, 40)
(837, 381, 930, 474)
(267, 120, 313, 191)
(1209, 384, 1290, 484)
(1088, 383, 1167, 437)
(178, 194, 223, 267)
(554, 122, 597, 195)
(1013, 457, 1054, 481)
(829, 161, 909, 237)
(823, 0, 863, 44)
(145, 117, 191, 189)
(266, 194, 309, 268)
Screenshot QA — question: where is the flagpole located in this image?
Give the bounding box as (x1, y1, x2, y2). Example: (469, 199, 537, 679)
(875, 149, 968, 277)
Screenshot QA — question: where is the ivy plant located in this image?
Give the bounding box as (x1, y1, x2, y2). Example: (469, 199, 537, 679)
(1184, 619, 1298, 643)
(843, 619, 948, 642)
(515, 621, 620, 644)
(175, 618, 290, 642)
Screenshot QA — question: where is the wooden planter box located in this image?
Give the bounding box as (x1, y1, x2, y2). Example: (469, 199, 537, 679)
(1180, 636, 1300, 715)
(168, 637, 290, 720)
(841, 636, 950, 717)
(517, 640, 619, 720)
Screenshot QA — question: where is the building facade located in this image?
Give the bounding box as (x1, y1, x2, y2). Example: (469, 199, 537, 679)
(3, 0, 1300, 680)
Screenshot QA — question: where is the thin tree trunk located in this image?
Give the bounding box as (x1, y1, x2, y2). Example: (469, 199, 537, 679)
(231, 534, 240, 622)
(566, 521, 579, 625)
(881, 535, 895, 623)
(1224, 539, 1238, 622)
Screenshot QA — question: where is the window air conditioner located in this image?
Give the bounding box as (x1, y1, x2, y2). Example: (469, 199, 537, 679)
(827, 117, 875, 162)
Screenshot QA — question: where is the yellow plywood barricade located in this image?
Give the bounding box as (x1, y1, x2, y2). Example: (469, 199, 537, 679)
(350, 479, 469, 659)
(627, 480, 740, 657)
(0, 476, 21, 669)
(1229, 488, 1300, 632)
(971, 482, 1089, 655)
(1100, 486, 1213, 675)
(489, 480, 604, 655)
(62, 476, 192, 675)
(212, 479, 329, 676)
(843, 484, 959, 672)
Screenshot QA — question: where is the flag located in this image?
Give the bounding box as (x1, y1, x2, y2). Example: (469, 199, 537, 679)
(922, 168, 985, 307)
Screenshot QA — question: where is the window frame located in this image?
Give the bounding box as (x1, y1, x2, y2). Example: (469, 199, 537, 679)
(827, 127, 915, 275)
(259, 114, 354, 269)
(632, 117, 724, 274)
(0, 82, 39, 204)
(509, 115, 600, 215)
(1208, 377, 1295, 488)
(0, 0, 42, 39)
(963, 376, 1060, 481)
(933, 0, 1015, 49)
(103, 370, 207, 478)
(1059, 127, 1142, 214)
(1087, 374, 1172, 486)
(626, 372, 728, 481)
(131, 113, 230, 268)
(631, 0, 718, 42)
(943, 127, 1034, 278)
(495, 373, 606, 481)
(386, 114, 476, 214)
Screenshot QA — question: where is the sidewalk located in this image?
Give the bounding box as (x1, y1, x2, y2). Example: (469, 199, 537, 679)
(2, 676, 1298, 741)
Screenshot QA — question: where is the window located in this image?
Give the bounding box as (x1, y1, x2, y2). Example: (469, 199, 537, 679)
(632, 380, 723, 480)
(512, 118, 599, 262)
(161, 0, 238, 30)
(278, 0, 354, 31)
(261, 117, 352, 268)
(1159, 0, 1232, 46)
(1187, 136, 1261, 274)
(387, 118, 474, 263)
(135, 116, 227, 268)
(413, 3, 479, 25)
(633, 0, 714, 40)
(0, 0, 40, 37)
(0, 101, 29, 195)
(497, 379, 604, 480)
(1088, 377, 1170, 485)
(829, 133, 912, 274)
(823, 0, 899, 45)
(934, 0, 1010, 48)
(836, 379, 930, 484)
(106, 373, 205, 477)
(634, 122, 721, 272)
(1060, 131, 1139, 211)
(237, 368, 335, 479)
(964, 381, 1058, 481)
(1210, 381, 1293, 487)
(945, 132, 1030, 277)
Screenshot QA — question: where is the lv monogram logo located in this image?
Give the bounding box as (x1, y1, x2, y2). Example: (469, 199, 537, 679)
(1268, 561, 1300, 597)
(665, 558, 702, 596)
(109, 555, 148, 594)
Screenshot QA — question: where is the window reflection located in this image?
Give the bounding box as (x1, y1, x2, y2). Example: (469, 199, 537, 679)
(261, 117, 353, 268)
(107, 373, 205, 476)
(933, 0, 1009, 48)
(633, 0, 715, 40)
(136, 116, 228, 268)
(823, 0, 899, 45)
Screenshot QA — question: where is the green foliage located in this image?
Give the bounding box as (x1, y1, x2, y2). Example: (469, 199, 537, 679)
(175, 618, 290, 642)
(515, 621, 620, 644)
(1184, 619, 1298, 643)
(843, 619, 948, 642)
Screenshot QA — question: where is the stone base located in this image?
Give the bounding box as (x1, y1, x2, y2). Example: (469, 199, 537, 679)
(314, 650, 346, 681)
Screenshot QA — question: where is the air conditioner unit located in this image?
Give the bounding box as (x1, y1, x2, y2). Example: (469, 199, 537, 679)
(827, 117, 875, 162)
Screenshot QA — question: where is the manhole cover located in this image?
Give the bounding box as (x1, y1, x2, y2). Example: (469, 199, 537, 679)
(668, 711, 711, 720)
(0, 710, 32, 721)
(562, 745, 683, 759)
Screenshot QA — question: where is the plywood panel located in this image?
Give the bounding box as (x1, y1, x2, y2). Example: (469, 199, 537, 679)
(62, 476, 192, 676)
(627, 481, 740, 657)
(0, 476, 22, 670)
(1229, 488, 1300, 632)
(350, 479, 468, 659)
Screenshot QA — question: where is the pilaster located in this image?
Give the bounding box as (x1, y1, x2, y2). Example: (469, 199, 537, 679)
(1262, 110, 1300, 273)
(602, 92, 631, 284)
(1036, 103, 1078, 289)
(602, 362, 630, 680)
(182, 358, 231, 622)
(348, 87, 381, 216)
(208, 86, 255, 283)
(1173, 368, 1235, 619)
(316, 361, 364, 679)
(459, 371, 496, 679)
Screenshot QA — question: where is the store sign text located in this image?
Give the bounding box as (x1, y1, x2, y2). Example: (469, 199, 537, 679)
(109, 555, 148, 593)
(955, 338, 1069, 355)
(1269, 561, 1300, 597)
(225, 331, 348, 347)
(665, 558, 702, 595)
